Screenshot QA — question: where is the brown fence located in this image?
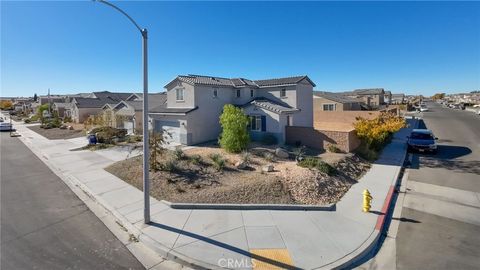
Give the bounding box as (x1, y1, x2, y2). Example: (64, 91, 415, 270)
(285, 126, 361, 152)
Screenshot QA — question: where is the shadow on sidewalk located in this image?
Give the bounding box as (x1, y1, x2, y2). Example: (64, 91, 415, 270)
(149, 222, 301, 270)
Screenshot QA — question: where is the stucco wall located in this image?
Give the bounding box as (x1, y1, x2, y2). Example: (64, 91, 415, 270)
(166, 80, 195, 108)
(314, 110, 381, 127)
(285, 126, 360, 152)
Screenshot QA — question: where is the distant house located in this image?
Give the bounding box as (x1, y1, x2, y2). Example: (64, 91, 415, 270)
(149, 74, 315, 145)
(338, 88, 386, 108)
(100, 93, 166, 134)
(52, 102, 72, 118)
(69, 91, 135, 123)
(313, 91, 363, 111)
(384, 91, 392, 104)
(391, 93, 406, 104)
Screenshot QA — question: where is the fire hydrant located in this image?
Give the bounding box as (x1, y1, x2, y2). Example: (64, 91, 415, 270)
(363, 189, 372, 212)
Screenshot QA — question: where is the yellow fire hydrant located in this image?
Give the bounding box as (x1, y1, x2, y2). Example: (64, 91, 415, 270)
(363, 189, 372, 212)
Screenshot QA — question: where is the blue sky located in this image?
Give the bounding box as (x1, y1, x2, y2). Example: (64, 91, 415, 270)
(1, 1, 479, 97)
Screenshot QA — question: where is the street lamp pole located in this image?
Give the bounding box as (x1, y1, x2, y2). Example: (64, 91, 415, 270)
(94, 0, 150, 223)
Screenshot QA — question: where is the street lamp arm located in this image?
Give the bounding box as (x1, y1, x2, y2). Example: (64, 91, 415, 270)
(93, 0, 145, 35)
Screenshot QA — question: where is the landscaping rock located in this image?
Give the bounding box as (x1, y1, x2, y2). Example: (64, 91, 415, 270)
(262, 164, 274, 172)
(59, 125, 67, 130)
(68, 126, 74, 130)
(275, 148, 289, 159)
(235, 161, 247, 170)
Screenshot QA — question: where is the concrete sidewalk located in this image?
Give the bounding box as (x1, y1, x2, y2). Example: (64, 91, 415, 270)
(12, 118, 416, 270)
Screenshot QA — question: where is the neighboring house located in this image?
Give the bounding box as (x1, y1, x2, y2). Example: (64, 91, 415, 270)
(70, 91, 135, 123)
(313, 91, 363, 111)
(52, 102, 71, 118)
(384, 91, 392, 104)
(100, 93, 166, 134)
(338, 88, 386, 108)
(391, 93, 406, 104)
(149, 74, 315, 145)
(38, 96, 66, 105)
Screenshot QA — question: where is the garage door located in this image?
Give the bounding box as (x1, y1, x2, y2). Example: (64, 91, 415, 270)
(123, 121, 134, 135)
(155, 120, 180, 144)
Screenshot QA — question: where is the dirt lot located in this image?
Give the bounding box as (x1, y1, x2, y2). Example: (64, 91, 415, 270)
(106, 145, 371, 205)
(28, 125, 85, 140)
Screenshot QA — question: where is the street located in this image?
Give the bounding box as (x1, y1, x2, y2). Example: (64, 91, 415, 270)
(396, 102, 480, 269)
(0, 133, 144, 270)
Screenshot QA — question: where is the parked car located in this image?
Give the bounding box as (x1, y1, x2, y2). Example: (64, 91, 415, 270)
(419, 105, 429, 112)
(407, 129, 438, 154)
(0, 122, 13, 131)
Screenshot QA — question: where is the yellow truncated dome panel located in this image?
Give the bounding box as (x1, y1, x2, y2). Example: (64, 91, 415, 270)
(250, 248, 295, 270)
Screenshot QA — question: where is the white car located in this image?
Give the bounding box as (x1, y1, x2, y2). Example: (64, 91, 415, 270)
(420, 105, 429, 112)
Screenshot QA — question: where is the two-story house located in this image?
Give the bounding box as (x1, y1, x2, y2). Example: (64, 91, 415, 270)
(149, 75, 315, 145)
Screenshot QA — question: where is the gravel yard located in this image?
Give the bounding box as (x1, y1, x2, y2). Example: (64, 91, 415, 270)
(27, 125, 85, 140)
(105, 145, 371, 205)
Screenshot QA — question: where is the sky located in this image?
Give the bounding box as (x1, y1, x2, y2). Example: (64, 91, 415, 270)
(1, 1, 479, 97)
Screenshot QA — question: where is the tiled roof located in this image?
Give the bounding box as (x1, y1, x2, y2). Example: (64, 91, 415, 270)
(166, 75, 315, 88)
(74, 97, 110, 108)
(241, 97, 299, 114)
(93, 91, 133, 101)
(149, 106, 198, 114)
(314, 91, 362, 104)
(352, 88, 385, 95)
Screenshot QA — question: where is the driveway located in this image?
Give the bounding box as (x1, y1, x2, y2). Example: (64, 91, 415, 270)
(0, 132, 144, 270)
(396, 102, 480, 269)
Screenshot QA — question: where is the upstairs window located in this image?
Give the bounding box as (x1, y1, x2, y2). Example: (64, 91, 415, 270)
(280, 88, 286, 97)
(236, 89, 241, 98)
(250, 89, 254, 97)
(213, 89, 218, 98)
(323, 104, 336, 111)
(176, 88, 184, 101)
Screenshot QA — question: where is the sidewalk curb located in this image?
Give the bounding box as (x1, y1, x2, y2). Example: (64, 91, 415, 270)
(162, 200, 335, 211)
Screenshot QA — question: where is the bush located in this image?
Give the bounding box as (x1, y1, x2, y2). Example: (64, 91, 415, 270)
(219, 104, 250, 153)
(241, 151, 251, 164)
(354, 112, 406, 151)
(190, 154, 202, 165)
(327, 144, 342, 153)
(298, 157, 336, 175)
(90, 126, 127, 144)
(293, 146, 306, 161)
(63, 116, 72, 123)
(159, 159, 176, 172)
(261, 134, 278, 145)
(355, 143, 379, 162)
(209, 153, 226, 171)
(173, 148, 185, 160)
(263, 152, 275, 162)
(24, 119, 31, 123)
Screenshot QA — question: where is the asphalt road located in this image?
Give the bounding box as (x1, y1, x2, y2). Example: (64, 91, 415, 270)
(0, 133, 144, 270)
(396, 102, 480, 269)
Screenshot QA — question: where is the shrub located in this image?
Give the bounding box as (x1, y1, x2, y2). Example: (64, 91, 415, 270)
(354, 112, 406, 151)
(90, 126, 127, 144)
(355, 143, 379, 161)
(209, 153, 226, 171)
(190, 154, 202, 165)
(63, 116, 72, 123)
(298, 157, 336, 175)
(293, 146, 306, 161)
(327, 144, 342, 153)
(173, 148, 185, 160)
(261, 134, 278, 145)
(219, 104, 250, 153)
(241, 151, 251, 164)
(24, 118, 31, 123)
(263, 152, 275, 162)
(159, 159, 176, 172)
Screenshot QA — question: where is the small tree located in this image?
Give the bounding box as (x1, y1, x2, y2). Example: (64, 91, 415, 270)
(354, 112, 406, 150)
(0, 100, 13, 110)
(33, 93, 38, 102)
(149, 131, 165, 171)
(219, 104, 250, 153)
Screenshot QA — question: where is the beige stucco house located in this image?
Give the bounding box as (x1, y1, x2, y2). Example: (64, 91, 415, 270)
(69, 91, 135, 123)
(149, 75, 315, 145)
(313, 92, 363, 111)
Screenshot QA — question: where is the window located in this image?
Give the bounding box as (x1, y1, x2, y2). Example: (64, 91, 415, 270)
(280, 88, 286, 98)
(176, 88, 184, 101)
(249, 115, 262, 131)
(323, 104, 336, 111)
(213, 89, 218, 98)
(250, 89, 254, 97)
(236, 89, 241, 98)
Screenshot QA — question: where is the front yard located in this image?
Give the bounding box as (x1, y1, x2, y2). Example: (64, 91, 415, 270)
(27, 125, 85, 140)
(105, 144, 371, 205)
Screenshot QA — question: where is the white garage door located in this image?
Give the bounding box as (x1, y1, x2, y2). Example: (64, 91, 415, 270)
(155, 120, 180, 144)
(123, 121, 134, 135)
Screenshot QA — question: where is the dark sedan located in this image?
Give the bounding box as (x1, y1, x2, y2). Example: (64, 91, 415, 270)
(407, 129, 438, 154)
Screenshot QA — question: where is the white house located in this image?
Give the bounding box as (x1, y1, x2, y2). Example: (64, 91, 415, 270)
(149, 74, 315, 145)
